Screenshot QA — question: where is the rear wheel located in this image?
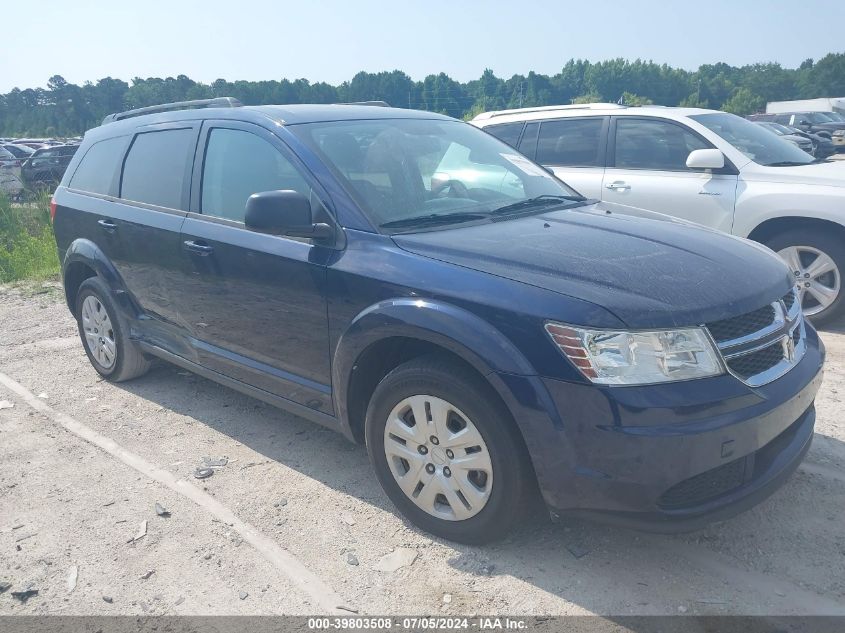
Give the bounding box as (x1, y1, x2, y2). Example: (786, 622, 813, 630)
(365, 355, 534, 543)
(767, 229, 845, 326)
(75, 277, 151, 381)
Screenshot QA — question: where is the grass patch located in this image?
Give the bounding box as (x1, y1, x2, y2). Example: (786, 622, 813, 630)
(0, 191, 60, 282)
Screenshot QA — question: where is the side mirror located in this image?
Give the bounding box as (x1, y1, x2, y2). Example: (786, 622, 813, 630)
(686, 149, 725, 170)
(244, 190, 333, 239)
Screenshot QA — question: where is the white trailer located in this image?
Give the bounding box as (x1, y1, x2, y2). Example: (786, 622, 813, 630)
(766, 97, 845, 114)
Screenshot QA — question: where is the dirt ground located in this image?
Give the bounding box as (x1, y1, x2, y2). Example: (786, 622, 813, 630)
(0, 282, 843, 616)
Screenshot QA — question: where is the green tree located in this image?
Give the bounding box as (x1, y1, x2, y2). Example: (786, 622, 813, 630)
(721, 87, 765, 116)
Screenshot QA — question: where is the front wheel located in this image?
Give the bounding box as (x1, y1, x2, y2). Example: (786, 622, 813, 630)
(365, 355, 534, 544)
(767, 230, 845, 326)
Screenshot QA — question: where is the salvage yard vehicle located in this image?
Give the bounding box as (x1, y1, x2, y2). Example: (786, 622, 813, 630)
(753, 121, 814, 155)
(21, 143, 79, 191)
(474, 104, 845, 323)
(52, 98, 824, 543)
(0, 146, 23, 197)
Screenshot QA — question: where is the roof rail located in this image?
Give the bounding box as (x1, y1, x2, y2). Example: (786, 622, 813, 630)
(472, 102, 626, 121)
(334, 101, 390, 107)
(102, 97, 243, 125)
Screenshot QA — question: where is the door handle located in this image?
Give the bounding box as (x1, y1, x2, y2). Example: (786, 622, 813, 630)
(605, 181, 631, 191)
(97, 219, 117, 232)
(183, 240, 214, 256)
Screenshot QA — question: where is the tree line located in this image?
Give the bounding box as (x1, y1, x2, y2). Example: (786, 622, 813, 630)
(1, 53, 844, 137)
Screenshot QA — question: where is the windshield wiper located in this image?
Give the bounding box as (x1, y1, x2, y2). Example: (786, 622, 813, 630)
(490, 194, 586, 217)
(764, 161, 815, 167)
(379, 212, 488, 230)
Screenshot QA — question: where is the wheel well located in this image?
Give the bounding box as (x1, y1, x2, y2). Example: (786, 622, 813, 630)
(346, 337, 497, 445)
(63, 262, 96, 316)
(747, 217, 845, 246)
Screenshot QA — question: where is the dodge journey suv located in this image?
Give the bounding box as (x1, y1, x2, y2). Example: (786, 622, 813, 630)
(52, 98, 825, 543)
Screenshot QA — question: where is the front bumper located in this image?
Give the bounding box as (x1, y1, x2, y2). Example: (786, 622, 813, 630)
(518, 326, 824, 531)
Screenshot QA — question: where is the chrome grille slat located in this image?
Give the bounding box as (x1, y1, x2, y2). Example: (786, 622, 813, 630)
(706, 289, 805, 387)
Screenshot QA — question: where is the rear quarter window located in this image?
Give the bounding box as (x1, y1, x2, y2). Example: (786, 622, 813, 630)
(68, 136, 128, 195)
(484, 122, 524, 149)
(121, 128, 195, 209)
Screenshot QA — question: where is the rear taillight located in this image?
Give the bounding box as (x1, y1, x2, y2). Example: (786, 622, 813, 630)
(49, 198, 57, 222)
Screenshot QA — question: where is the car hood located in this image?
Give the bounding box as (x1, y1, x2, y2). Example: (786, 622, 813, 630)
(745, 159, 845, 187)
(812, 122, 845, 132)
(392, 203, 792, 329)
(783, 134, 811, 144)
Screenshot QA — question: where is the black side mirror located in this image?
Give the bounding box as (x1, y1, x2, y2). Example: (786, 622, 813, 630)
(244, 190, 333, 239)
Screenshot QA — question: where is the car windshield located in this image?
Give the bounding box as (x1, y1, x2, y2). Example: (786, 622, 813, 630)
(802, 112, 834, 124)
(3, 144, 34, 158)
(691, 112, 814, 166)
(824, 112, 845, 122)
(289, 118, 584, 231)
(761, 122, 794, 135)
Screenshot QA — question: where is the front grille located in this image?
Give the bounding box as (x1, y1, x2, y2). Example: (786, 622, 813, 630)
(707, 304, 776, 343)
(726, 341, 784, 379)
(782, 290, 796, 311)
(658, 457, 746, 510)
(705, 289, 804, 387)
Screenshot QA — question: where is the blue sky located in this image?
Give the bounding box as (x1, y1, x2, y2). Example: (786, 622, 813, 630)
(2, 0, 843, 92)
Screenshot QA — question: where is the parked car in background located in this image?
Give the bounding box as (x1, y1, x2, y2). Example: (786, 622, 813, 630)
(790, 127, 837, 159)
(473, 104, 845, 324)
(11, 139, 49, 150)
(750, 112, 845, 150)
(751, 121, 835, 158)
(1, 143, 36, 160)
(21, 144, 79, 191)
(52, 98, 824, 542)
(753, 121, 814, 154)
(0, 146, 24, 197)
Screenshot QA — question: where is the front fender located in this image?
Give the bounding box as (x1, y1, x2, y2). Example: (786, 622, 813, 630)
(332, 297, 538, 428)
(733, 183, 845, 239)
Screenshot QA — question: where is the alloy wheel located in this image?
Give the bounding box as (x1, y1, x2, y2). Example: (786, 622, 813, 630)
(778, 245, 841, 317)
(383, 395, 493, 521)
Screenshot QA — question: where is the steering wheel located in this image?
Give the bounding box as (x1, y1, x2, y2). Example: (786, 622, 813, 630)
(435, 179, 470, 199)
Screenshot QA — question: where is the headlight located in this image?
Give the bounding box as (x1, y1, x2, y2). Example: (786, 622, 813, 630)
(545, 323, 724, 385)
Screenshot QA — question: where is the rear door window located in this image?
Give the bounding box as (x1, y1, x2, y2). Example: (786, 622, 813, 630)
(201, 128, 310, 222)
(518, 122, 539, 159)
(536, 118, 605, 166)
(69, 137, 128, 196)
(613, 118, 710, 171)
(121, 128, 195, 209)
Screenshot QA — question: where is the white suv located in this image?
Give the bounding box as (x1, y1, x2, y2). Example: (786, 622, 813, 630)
(472, 104, 845, 324)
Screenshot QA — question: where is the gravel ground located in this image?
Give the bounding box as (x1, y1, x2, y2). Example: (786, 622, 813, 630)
(0, 281, 843, 616)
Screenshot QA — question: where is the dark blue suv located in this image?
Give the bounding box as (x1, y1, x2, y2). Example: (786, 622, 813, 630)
(51, 98, 825, 543)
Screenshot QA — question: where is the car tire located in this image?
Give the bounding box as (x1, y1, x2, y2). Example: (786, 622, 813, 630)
(365, 354, 535, 544)
(75, 277, 151, 382)
(766, 229, 845, 327)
